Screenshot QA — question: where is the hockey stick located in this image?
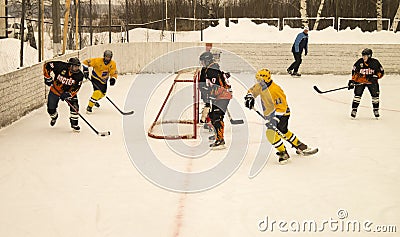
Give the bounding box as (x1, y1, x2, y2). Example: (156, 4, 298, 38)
(64, 98, 111, 136)
(226, 109, 244, 125)
(87, 77, 134, 115)
(253, 108, 286, 138)
(313, 85, 348, 94)
(253, 108, 319, 155)
(52, 86, 111, 136)
(313, 83, 363, 94)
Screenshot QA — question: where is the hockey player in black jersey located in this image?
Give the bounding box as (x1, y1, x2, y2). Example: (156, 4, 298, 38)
(198, 51, 232, 149)
(43, 57, 84, 132)
(348, 48, 384, 118)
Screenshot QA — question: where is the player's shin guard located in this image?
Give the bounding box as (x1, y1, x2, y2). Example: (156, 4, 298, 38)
(266, 129, 286, 152)
(283, 131, 300, 147)
(372, 96, 379, 117)
(283, 130, 309, 154)
(70, 111, 80, 132)
(352, 95, 361, 109)
(88, 90, 105, 108)
(212, 120, 224, 141)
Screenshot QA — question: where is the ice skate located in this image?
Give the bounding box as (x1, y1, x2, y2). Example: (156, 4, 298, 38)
(277, 150, 290, 165)
(373, 109, 379, 119)
(71, 124, 81, 132)
(210, 139, 225, 150)
(94, 102, 100, 108)
(295, 142, 318, 156)
(350, 108, 357, 119)
(86, 106, 93, 114)
(50, 112, 58, 127)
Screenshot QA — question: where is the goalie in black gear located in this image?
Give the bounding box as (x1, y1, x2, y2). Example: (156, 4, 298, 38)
(198, 51, 232, 149)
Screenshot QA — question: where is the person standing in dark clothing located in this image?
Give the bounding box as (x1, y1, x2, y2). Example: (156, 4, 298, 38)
(287, 26, 309, 77)
(347, 48, 384, 119)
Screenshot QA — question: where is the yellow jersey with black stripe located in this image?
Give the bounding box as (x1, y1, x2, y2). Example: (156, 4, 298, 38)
(248, 81, 290, 117)
(82, 58, 118, 84)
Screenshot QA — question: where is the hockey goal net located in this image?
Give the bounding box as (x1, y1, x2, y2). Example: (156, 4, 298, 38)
(148, 70, 200, 139)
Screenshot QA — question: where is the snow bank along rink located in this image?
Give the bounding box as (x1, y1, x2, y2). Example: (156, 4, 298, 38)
(0, 70, 399, 236)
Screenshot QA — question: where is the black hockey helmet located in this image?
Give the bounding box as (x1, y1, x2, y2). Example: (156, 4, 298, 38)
(67, 57, 81, 73)
(362, 48, 372, 57)
(68, 57, 81, 66)
(103, 50, 113, 65)
(199, 51, 214, 67)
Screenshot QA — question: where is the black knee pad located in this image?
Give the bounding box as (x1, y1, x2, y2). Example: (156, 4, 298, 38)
(209, 110, 223, 122)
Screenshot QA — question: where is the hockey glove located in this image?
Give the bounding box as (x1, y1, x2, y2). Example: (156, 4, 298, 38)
(265, 112, 280, 130)
(347, 80, 355, 90)
(244, 93, 255, 110)
(109, 77, 116, 86)
(44, 76, 53, 86)
(60, 92, 72, 101)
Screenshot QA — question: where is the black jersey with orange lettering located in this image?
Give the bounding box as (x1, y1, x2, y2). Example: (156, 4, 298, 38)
(43, 61, 84, 97)
(351, 58, 384, 84)
(200, 63, 232, 100)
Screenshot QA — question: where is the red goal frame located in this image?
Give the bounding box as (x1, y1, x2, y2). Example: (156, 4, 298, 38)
(147, 71, 200, 139)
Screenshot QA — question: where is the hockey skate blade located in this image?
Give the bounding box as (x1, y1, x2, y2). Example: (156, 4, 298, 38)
(278, 158, 290, 165)
(297, 148, 319, 156)
(210, 145, 226, 150)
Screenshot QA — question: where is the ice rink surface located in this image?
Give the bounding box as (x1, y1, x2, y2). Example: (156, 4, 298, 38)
(0, 73, 399, 236)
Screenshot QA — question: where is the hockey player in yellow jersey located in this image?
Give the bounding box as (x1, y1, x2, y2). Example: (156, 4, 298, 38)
(244, 69, 318, 164)
(82, 50, 118, 113)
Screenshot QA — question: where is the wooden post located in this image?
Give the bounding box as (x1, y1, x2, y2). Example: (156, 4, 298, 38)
(20, 0, 26, 67)
(75, 0, 79, 50)
(38, 0, 42, 61)
(62, 0, 71, 54)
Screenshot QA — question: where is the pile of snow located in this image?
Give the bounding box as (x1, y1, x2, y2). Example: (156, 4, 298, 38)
(135, 18, 400, 44)
(0, 39, 38, 74)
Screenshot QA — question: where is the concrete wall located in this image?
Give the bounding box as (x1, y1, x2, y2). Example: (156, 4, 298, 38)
(0, 63, 45, 128)
(216, 43, 400, 75)
(1, 42, 399, 128)
(0, 52, 81, 128)
(87, 43, 400, 74)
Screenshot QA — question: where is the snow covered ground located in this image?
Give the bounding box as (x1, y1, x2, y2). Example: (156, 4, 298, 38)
(0, 73, 399, 236)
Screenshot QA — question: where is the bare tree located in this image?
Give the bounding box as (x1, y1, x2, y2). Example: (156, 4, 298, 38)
(300, 0, 308, 27)
(313, 0, 325, 30)
(391, 1, 400, 32)
(376, 0, 382, 31)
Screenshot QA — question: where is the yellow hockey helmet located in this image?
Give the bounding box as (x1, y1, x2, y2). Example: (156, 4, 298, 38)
(255, 69, 272, 83)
